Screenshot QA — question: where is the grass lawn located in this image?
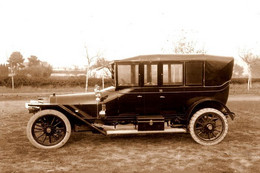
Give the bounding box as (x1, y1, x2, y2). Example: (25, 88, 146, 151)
(0, 98, 259, 172)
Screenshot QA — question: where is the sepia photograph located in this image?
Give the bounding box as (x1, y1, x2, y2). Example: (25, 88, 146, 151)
(0, 0, 260, 172)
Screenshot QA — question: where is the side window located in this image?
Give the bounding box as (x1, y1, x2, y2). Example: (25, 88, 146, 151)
(118, 64, 139, 86)
(163, 64, 183, 85)
(185, 62, 203, 86)
(144, 64, 158, 86)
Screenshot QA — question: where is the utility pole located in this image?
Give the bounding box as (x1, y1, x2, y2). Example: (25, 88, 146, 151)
(10, 62, 14, 90)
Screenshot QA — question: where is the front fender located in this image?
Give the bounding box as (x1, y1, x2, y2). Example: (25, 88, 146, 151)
(25, 100, 58, 114)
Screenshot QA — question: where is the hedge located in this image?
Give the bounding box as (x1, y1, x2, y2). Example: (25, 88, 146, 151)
(231, 78, 260, 84)
(1, 76, 259, 88)
(0, 75, 113, 88)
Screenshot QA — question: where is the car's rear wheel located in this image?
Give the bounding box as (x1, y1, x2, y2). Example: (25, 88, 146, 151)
(27, 109, 71, 149)
(189, 108, 228, 145)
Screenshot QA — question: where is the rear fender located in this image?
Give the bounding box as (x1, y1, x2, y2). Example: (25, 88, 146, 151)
(186, 99, 235, 121)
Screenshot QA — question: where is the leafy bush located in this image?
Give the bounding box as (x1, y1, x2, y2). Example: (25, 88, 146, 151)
(0, 75, 113, 88)
(0, 64, 9, 77)
(231, 78, 260, 84)
(3, 76, 260, 88)
(231, 78, 248, 84)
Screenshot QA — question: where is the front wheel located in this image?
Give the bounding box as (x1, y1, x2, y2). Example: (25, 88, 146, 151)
(27, 109, 71, 149)
(189, 108, 228, 145)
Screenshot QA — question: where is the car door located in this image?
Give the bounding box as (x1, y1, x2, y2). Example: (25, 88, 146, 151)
(116, 63, 144, 116)
(118, 88, 144, 115)
(159, 88, 186, 115)
(160, 63, 185, 115)
(143, 89, 161, 115)
(142, 63, 161, 115)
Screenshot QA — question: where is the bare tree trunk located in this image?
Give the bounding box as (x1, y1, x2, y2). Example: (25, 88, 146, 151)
(84, 46, 102, 92)
(11, 75, 14, 90)
(239, 48, 259, 91)
(85, 46, 90, 92)
(85, 67, 89, 92)
(102, 74, 104, 89)
(248, 74, 252, 90)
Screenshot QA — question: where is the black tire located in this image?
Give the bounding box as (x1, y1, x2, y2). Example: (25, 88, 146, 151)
(189, 108, 228, 145)
(27, 109, 71, 149)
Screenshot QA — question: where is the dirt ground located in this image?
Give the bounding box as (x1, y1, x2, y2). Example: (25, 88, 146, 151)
(0, 95, 260, 173)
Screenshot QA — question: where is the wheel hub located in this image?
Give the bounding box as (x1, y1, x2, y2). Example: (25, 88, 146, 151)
(206, 124, 213, 130)
(46, 127, 52, 134)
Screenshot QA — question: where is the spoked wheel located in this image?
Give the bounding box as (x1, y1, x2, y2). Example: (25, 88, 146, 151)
(189, 108, 228, 145)
(27, 109, 71, 149)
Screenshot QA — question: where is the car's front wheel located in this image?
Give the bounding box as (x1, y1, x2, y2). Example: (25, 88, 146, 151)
(27, 109, 71, 149)
(189, 108, 228, 145)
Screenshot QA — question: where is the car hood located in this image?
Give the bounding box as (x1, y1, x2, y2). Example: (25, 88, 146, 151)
(49, 86, 116, 104)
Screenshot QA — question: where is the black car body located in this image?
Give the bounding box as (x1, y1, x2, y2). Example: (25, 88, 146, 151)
(26, 54, 235, 149)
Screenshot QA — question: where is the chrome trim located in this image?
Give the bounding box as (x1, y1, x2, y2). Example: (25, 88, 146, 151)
(25, 100, 42, 108)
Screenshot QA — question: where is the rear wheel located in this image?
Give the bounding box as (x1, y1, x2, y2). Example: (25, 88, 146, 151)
(189, 108, 228, 145)
(27, 109, 71, 149)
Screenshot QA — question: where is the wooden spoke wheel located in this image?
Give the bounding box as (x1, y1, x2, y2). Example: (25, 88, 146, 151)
(27, 110, 71, 149)
(189, 108, 228, 145)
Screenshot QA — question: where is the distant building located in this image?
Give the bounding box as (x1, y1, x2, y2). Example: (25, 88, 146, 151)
(90, 67, 111, 78)
(51, 66, 111, 78)
(51, 69, 86, 77)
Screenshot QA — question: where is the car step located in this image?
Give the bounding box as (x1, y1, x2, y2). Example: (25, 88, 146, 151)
(105, 128, 187, 135)
(93, 124, 187, 135)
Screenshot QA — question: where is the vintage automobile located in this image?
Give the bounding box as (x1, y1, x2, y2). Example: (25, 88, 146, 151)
(26, 54, 235, 149)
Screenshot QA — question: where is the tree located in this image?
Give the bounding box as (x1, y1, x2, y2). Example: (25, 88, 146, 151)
(232, 63, 244, 78)
(28, 55, 40, 67)
(7, 51, 25, 89)
(239, 48, 260, 90)
(251, 59, 260, 78)
(92, 57, 110, 69)
(0, 64, 9, 78)
(25, 64, 52, 78)
(173, 35, 206, 54)
(12, 55, 53, 78)
(84, 46, 101, 92)
(91, 57, 111, 89)
(162, 30, 206, 54)
(25, 56, 53, 78)
(42, 64, 53, 77)
(8, 51, 25, 72)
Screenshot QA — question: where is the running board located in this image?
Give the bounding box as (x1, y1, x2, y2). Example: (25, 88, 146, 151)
(106, 128, 187, 135)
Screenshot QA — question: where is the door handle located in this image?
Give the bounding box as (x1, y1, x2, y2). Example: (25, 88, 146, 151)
(160, 96, 165, 99)
(137, 95, 143, 98)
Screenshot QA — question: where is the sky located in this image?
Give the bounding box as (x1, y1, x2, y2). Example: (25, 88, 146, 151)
(0, 0, 260, 68)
